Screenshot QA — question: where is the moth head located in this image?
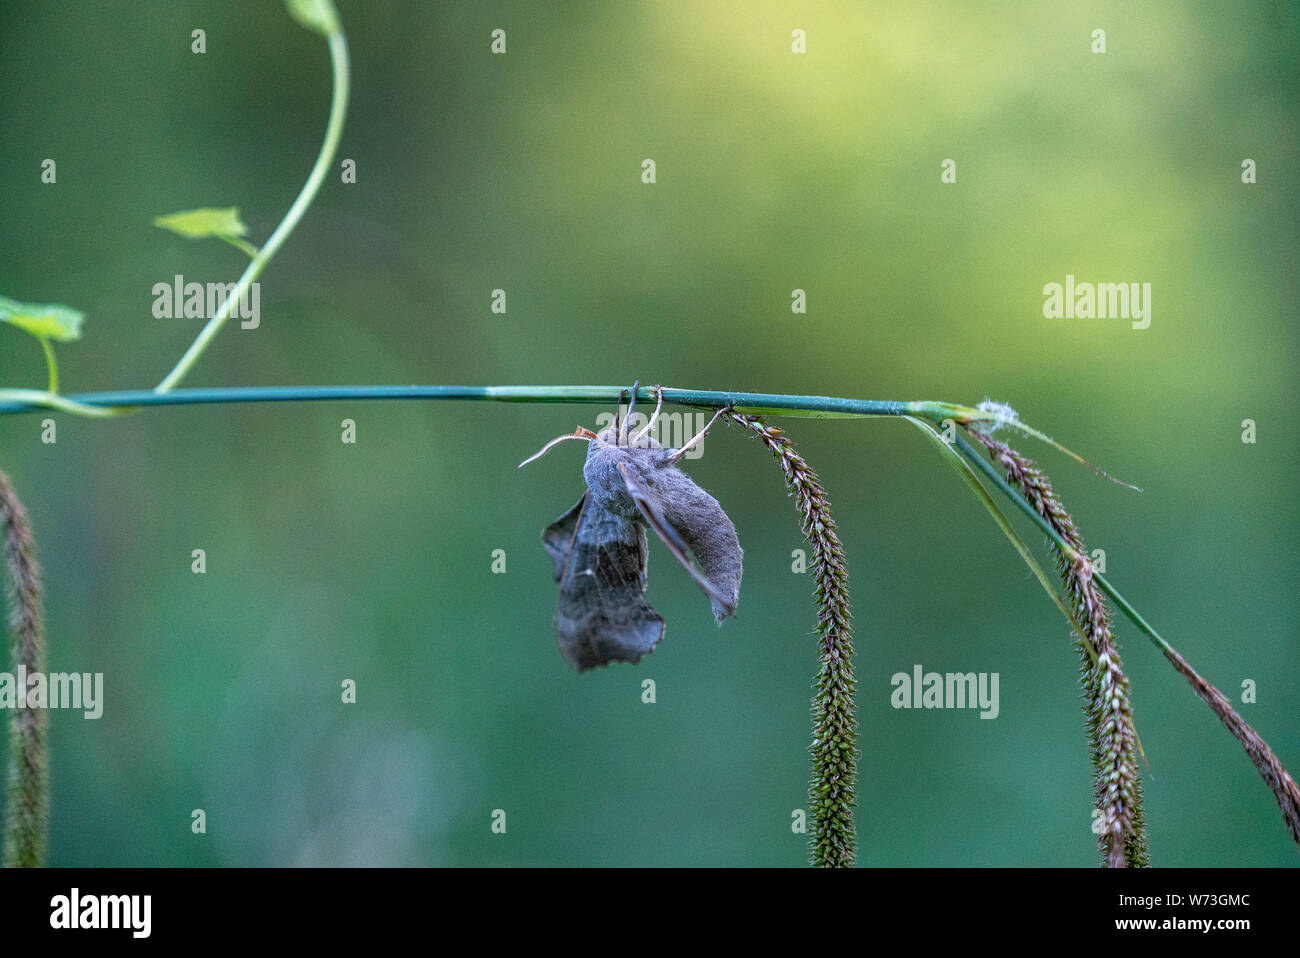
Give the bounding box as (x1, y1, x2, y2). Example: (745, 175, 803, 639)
(592, 424, 663, 451)
(596, 380, 665, 451)
(519, 383, 667, 468)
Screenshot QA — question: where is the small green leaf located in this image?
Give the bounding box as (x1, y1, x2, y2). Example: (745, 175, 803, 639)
(285, 0, 340, 37)
(153, 206, 249, 241)
(0, 296, 84, 342)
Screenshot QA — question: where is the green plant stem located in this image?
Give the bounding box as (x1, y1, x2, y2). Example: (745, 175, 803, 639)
(152, 28, 350, 393)
(0, 384, 913, 418)
(217, 234, 261, 259)
(0, 389, 129, 419)
(37, 339, 58, 395)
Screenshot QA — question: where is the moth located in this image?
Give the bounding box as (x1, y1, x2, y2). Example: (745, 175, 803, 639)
(520, 384, 743, 671)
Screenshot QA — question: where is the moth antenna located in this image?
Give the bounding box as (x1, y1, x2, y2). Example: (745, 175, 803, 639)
(668, 405, 731, 463)
(518, 427, 597, 468)
(631, 384, 664, 447)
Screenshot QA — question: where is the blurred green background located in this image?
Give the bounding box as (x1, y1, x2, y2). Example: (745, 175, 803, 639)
(1, 0, 1296, 866)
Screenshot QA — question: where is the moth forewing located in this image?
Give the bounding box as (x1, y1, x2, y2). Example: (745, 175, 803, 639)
(531, 386, 742, 669)
(617, 460, 739, 618)
(650, 459, 743, 622)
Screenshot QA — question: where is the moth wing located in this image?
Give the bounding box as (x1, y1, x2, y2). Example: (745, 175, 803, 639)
(617, 461, 737, 616)
(549, 492, 664, 671)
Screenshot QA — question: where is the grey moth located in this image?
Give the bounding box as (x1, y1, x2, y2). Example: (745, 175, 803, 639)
(520, 386, 743, 671)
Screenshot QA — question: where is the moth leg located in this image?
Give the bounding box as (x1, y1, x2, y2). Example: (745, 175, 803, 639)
(631, 384, 663, 448)
(619, 380, 641, 446)
(668, 405, 732, 464)
(518, 427, 597, 468)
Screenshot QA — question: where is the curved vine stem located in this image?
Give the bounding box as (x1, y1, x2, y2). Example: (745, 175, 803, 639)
(152, 22, 350, 393)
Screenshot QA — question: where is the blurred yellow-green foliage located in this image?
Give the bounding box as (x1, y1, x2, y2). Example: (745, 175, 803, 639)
(0, 0, 1296, 865)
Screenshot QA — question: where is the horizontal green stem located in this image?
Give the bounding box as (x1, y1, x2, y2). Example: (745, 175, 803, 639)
(0, 384, 913, 418)
(0, 389, 131, 419)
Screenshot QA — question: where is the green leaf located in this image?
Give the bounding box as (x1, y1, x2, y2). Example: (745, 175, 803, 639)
(0, 296, 84, 342)
(153, 206, 249, 241)
(285, 0, 340, 37)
